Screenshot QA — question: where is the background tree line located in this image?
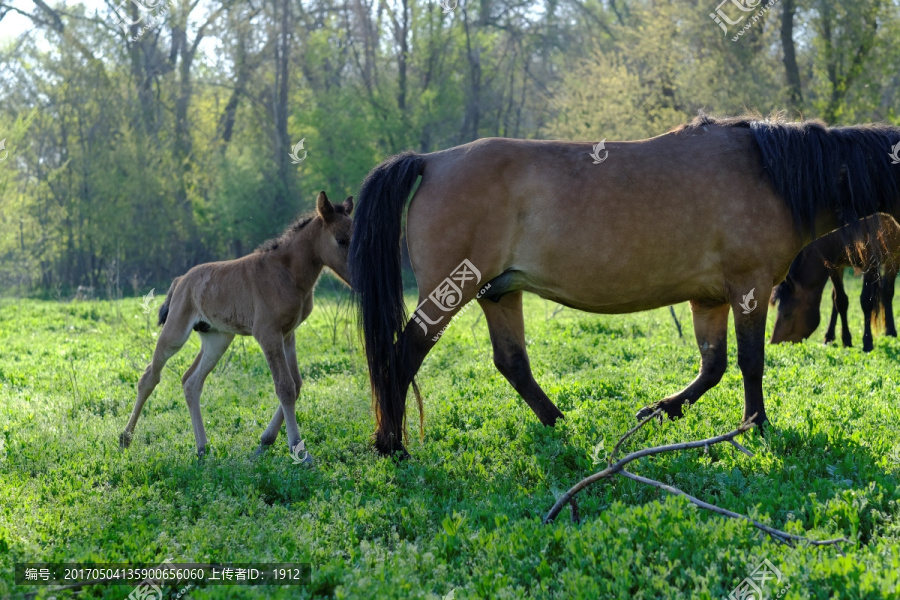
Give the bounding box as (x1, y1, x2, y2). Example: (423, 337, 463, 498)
(0, 0, 898, 295)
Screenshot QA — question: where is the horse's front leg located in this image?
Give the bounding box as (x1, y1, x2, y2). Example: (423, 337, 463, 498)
(731, 283, 772, 427)
(861, 269, 879, 352)
(371, 315, 441, 458)
(882, 265, 897, 337)
(636, 301, 729, 420)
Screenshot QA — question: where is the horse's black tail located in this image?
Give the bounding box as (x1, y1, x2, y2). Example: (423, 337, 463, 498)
(157, 276, 181, 327)
(348, 151, 426, 456)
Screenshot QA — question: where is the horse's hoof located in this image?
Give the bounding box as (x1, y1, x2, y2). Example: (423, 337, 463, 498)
(119, 432, 132, 449)
(373, 433, 410, 460)
(636, 402, 682, 422)
(253, 444, 270, 458)
(752, 417, 770, 435)
(373, 441, 410, 461)
(634, 406, 657, 421)
(197, 446, 209, 460)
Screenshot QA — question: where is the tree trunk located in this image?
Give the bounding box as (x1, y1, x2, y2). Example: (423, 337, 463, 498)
(780, 0, 803, 108)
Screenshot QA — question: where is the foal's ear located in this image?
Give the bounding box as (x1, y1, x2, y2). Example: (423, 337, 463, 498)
(343, 196, 354, 215)
(316, 191, 336, 221)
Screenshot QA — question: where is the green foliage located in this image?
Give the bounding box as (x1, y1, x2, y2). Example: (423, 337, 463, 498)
(2, 0, 900, 295)
(1, 275, 899, 597)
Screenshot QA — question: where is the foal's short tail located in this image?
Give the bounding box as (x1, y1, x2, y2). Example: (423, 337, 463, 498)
(157, 276, 182, 327)
(348, 151, 426, 454)
(870, 275, 886, 333)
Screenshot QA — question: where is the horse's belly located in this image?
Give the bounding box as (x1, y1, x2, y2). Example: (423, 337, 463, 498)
(518, 258, 726, 313)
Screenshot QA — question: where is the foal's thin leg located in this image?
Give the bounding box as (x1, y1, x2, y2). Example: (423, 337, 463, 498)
(882, 266, 897, 337)
(731, 285, 772, 427)
(825, 269, 851, 346)
(256, 329, 301, 452)
(120, 320, 193, 448)
(479, 291, 564, 425)
(182, 331, 234, 457)
(861, 269, 879, 352)
(832, 269, 851, 346)
(256, 331, 301, 455)
(636, 301, 729, 420)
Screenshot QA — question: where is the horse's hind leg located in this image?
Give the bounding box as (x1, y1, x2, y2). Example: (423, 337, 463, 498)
(479, 291, 564, 426)
(636, 301, 729, 421)
(182, 331, 234, 457)
(120, 315, 193, 449)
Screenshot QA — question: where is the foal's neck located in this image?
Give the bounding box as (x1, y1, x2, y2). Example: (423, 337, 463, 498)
(278, 222, 324, 293)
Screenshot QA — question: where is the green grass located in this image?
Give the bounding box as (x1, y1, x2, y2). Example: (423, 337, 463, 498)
(1, 272, 900, 599)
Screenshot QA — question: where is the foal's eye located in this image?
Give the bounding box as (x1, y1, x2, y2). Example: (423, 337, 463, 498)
(337, 238, 350, 247)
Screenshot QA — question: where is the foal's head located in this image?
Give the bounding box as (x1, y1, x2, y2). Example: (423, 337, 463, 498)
(312, 191, 354, 284)
(770, 249, 833, 344)
(770, 277, 823, 344)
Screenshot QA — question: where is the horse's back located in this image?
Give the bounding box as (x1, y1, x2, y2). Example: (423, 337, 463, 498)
(407, 130, 800, 312)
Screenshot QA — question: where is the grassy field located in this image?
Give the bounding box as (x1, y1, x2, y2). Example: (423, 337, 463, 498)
(1, 273, 900, 599)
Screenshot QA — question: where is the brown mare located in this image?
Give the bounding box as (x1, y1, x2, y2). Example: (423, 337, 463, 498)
(770, 216, 900, 351)
(121, 192, 353, 458)
(349, 115, 900, 457)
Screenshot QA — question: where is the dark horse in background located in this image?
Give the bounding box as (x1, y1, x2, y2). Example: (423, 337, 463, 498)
(349, 115, 900, 456)
(771, 216, 900, 352)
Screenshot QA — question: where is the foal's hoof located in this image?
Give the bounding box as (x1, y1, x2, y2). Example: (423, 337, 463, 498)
(119, 432, 132, 449)
(292, 452, 315, 467)
(289, 441, 314, 466)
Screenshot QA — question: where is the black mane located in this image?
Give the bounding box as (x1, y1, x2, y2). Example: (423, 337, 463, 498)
(686, 113, 900, 246)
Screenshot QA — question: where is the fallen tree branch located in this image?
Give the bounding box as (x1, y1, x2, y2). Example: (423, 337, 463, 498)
(668, 305, 684, 338)
(544, 413, 848, 548)
(609, 408, 662, 465)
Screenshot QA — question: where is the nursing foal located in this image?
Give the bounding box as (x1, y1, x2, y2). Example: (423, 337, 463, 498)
(120, 192, 353, 459)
